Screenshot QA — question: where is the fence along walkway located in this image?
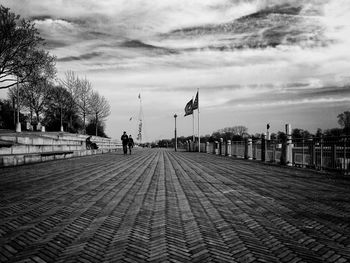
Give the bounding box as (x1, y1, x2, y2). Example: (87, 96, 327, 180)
(0, 149, 350, 262)
(196, 136, 350, 175)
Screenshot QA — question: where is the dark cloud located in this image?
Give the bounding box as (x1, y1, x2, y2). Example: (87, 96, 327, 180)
(294, 85, 350, 98)
(164, 3, 326, 50)
(121, 40, 178, 54)
(224, 84, 350, 107)
(30, 15, 54, 21)
(57, 52, 102, 62)
(44, 39, 70, 49)
(238, 3, 303, 19)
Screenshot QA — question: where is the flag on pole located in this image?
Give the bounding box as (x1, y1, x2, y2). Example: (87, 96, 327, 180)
(193, 92, 198, 110)
(184, 99, 193, 116)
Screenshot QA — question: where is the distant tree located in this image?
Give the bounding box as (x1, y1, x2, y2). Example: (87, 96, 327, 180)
(200, 134, 212, 143)
(20, 50, 56, 126)
(86, 119, 107, 137)
(337, 111, 350, 135)
(315, 128, 323, 138)
(88, 91, 111, 136)
(277, 131, 287, 141)
(232, 126, 248, 137)
(43, 85, 82, 132)
(252, 133, 262, 140)
(60, 71, 92, 134)
(324, 128, 343, 138)
(211, 131, 221, 141)
(0, 5, 43, 89)
(157, 139, 172, 148)
(0, 99, 14, 129)
(270, 133, 277, 140)
(77, 77, 93, 134)
(291, 128, 311, 139)
(212, 125, 249, 141)
(60, 70, 79, 95)
(0, 98, 26, 129)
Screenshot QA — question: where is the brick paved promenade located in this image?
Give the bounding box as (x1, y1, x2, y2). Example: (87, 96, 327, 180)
(0, 149, 350, 263)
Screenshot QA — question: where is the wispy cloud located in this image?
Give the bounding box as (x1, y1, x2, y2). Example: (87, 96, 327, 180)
(57, 52, 103, 62)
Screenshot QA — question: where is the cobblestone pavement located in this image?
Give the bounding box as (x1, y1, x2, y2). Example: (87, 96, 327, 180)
(0, 149, 350, 263)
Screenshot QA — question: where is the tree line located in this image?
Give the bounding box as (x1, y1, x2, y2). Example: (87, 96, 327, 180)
(0, 5, 110, 136)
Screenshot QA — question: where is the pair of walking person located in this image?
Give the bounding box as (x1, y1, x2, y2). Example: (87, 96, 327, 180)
(121, 131, 134, 155)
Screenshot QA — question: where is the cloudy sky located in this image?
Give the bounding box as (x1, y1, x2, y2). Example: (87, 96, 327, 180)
(2, 0, 350, 141)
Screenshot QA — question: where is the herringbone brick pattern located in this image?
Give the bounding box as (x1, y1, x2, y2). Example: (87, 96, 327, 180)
(0, 149, 349, 262)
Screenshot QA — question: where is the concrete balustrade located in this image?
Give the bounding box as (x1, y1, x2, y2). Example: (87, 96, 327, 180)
(0, 132, 121, 167)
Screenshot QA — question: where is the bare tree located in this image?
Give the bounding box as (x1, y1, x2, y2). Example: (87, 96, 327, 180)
(60, 70, 80, 130)
(338, 111, 350, 128)
(43, 85, 80, 132)
(76, 77, 92, 134)
(60, 70, 79, 97)
(0, 5, 43, 89)
(89, 91, 111, 136)
(338, 111, 350, 135)
(21, 50, 56, 126)
(60, 71, 93, 134)
(232, 126, 248, 137)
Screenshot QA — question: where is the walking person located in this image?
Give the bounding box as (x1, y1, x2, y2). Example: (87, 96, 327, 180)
(128, 135, 134, 155)
(121, 131, 129, 155)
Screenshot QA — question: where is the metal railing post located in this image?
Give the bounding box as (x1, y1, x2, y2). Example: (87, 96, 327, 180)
(302, 138, 305, 168)
(262, 133, 266, 162)
(245, 138, 252, 160)
(320, 135, 323, 171)
(344, 137, 347, 173)
(227, 140, 232, 157)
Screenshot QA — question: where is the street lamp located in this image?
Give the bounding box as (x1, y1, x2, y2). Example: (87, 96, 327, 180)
(15, 75, 21, 133)
(174, 113, 177, 151)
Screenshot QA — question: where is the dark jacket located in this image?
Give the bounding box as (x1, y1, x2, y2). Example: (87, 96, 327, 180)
(128, 137, 134, 147)
(121, 134, 129, 146)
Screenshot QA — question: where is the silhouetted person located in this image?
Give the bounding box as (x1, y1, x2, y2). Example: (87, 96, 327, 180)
(121, 131, 129, 155)
(86, 136, 92, 149)
(86, 136, 98, 149)
(128, 135, 134, 155)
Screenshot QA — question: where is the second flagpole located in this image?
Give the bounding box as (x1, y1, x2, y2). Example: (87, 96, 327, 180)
(192, 107, 195, 143)
(198, 89, 200, 152)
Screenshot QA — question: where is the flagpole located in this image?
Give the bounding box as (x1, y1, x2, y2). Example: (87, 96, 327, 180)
(198, 89, 200, 153)
(192, 109, 195, 143)
(192, 96, 195, 142)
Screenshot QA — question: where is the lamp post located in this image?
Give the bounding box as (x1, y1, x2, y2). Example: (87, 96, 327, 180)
(15, 75, 21, 133)
(174, 113, 177, 151)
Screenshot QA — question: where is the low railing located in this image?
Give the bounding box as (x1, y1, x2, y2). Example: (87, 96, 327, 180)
(292, 137, 349, 173)
(184, 136, 350, 175)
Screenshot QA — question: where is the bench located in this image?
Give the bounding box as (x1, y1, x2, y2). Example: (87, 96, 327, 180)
(0, 140, 14, 148)
(40, 151, 74, 157)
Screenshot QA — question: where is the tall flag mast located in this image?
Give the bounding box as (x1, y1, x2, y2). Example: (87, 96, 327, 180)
(193, 90, 199, 152)
(137, 93, 143, 144)
(184, 90, 200, 152)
